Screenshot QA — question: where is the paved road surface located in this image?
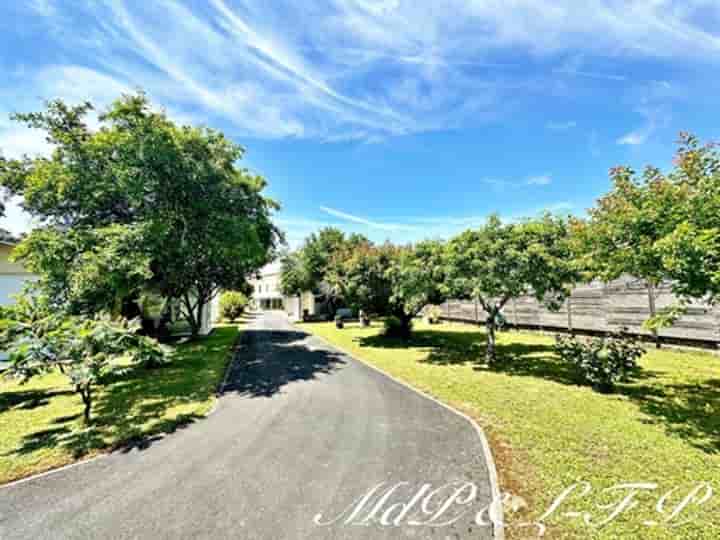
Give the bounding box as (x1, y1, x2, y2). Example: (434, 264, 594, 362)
(0, 311, 497, 539)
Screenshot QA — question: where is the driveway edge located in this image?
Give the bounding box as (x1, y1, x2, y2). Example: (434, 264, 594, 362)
(1, 326, 244, 491)
(294, 323, 505, 540)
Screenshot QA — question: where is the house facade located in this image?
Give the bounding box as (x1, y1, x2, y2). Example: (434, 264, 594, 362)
(249, 262, 323, 321)
(0, 240, 36, 306)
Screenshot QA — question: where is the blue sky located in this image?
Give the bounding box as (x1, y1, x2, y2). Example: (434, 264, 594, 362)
(1, 1, 720, 246)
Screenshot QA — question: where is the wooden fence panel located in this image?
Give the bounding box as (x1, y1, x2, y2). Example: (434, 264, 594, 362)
(439, 275, 720, 345)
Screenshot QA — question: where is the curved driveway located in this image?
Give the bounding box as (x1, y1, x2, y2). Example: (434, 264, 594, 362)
(0, 311, 497, 539)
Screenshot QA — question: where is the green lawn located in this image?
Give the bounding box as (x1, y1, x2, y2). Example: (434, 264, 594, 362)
(299, 320, 720, 540)
(0, 324, 240, 485)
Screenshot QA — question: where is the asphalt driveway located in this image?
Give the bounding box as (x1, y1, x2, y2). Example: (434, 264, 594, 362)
(0, 311, 499, 539)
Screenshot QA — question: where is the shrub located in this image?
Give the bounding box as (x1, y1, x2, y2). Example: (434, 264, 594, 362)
(220, 291, 247, 322)
(554, 329, 645, 392)
(424, 305, 443, 324)
(384, 315, 412, 338)
(1, 299, 170, 423)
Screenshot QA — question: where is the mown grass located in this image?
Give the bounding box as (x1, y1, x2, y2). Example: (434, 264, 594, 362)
(0, 324, 240, 485)
(298, 320, 720, 539)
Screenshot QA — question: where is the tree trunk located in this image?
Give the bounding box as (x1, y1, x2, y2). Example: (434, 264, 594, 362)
(647, 281, 661, 349)
(183, 293, 203, 339)
(486, 314, 497, 364)
(399, 314, 413, 339)
(79, 385, 92, 424)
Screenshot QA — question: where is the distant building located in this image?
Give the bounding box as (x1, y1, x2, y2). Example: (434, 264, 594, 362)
(0, 238, 36, 306)
(249, 262, 325, 321)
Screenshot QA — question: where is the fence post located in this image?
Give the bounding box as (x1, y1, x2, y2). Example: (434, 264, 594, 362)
(567, 296, 573, 335)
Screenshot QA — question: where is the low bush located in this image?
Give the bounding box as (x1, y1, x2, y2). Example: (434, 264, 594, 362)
(219, 291, 247, 322)
(554, 329, 645, 392)
(423, 305, 443, 324)
(384, 315, 412, 338)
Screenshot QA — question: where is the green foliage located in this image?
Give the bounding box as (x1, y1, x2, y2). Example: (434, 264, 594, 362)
(643, 303, 688, 332)
(1, 298, 170, 423)
(444, 214, 577, 362)
(219, 291, 247, 322)
(386, 240, 446, 337)
(0, 93, 279, 336)
(576, 133, 720, 316)
(279, 251, 313, 297)
(329, 241, 395, 316)
(383, 315, 409, 337)
(554, 331, 645, 392)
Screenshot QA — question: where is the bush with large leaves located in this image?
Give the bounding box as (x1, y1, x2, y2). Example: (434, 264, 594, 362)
(1, 296, 170, 424)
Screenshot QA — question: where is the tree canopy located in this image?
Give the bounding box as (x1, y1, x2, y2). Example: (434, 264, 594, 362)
(444, 214, 577, 361)
(0, 93, 280, 336)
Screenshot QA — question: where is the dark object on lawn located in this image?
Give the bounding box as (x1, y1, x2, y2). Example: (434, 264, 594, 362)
(335, 315, 344, 329)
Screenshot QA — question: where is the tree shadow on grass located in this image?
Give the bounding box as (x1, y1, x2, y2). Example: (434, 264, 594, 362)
(0, 388, 74, 413)
(620, 377, 720, 454)
(359, 325, 720, 454)
(4, 327, 240, 460)
(358, 328, 587, 386)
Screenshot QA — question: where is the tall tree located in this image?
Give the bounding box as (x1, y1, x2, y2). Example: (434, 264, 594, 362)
(328, 241, 396, 319)
(0, 93, 279, 337)
(444, 215, 577, 362)
(573, 138, 698, 343)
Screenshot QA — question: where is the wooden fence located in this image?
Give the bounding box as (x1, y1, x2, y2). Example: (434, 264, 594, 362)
(440, 275, 720, 347)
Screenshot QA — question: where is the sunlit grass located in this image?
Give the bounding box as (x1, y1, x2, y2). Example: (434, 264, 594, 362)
(299, 320, 720, 539)
(0, 324, 240, 485)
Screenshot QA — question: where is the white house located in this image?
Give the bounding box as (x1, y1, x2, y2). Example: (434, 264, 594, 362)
(0, 240, 36, 306)
(249, 262, 322, 321)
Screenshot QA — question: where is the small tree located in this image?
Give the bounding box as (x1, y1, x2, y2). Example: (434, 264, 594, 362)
(385, 240, 446, 339)
(444, 215, 577, 363)
(219, 291, 247, 322)
(327, 241, 396, 322)
(572, 160, 690, 346)
(280, 229, 370, 318)
(1, 298, 169, 423)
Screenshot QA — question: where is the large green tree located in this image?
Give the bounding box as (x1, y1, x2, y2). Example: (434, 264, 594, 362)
(279, 228, 368, 316)
(0, 93, 279, 337)
(571, 158, 690, 344)
(328, 241, 396, 320)
(385, 240, 447, 338)
(444, 215, 577, 362)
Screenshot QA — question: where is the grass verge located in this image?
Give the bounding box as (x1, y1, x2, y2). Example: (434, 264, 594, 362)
(298, 320, 720, 540)
(0, 324, 240, 485)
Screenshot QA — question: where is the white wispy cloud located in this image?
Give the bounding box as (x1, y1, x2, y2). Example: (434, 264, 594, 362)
(5, 0, 719, 143)
(617, 106, 670, 146)
(319, 206, 418, 231)
(480, 174, 553, 188)
(290, 201, 578, 246)
(526, 174, 553, 186)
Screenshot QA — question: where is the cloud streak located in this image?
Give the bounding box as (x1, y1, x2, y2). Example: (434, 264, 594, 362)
(4, 0, 719, 143)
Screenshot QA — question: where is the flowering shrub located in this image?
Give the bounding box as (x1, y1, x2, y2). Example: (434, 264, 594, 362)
(554, 329, 645, 392)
